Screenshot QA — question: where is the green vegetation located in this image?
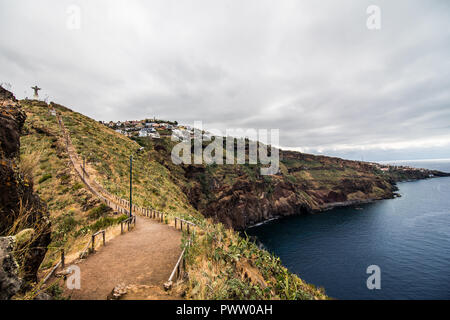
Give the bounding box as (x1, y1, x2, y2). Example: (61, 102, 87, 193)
(38, 173, 52, 184)
(87, 203, 111, 220)
(75, 214, 128, 237)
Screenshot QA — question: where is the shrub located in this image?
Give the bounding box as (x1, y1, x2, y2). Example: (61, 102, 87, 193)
(71, 182, 83, 191)
(38, 173, 52, 184)
(88, 214, 128, 232)
(87, 203, 111, 220)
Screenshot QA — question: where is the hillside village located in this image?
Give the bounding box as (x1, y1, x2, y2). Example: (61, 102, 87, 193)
(100, 119, 194, 139)
(368, 162, 436, 177)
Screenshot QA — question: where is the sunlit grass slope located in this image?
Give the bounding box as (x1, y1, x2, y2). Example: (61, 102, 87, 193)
(20, 100, 127, 268)
(53, 102, 197, 216)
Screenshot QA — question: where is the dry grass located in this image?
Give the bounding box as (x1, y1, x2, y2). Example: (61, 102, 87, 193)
(180, 221, 327, 300)
(19, 149, 41, 184)
(19, 100, 132, 272)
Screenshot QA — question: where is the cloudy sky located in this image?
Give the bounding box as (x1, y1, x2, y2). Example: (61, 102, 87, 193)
(1, 0, 449, 161)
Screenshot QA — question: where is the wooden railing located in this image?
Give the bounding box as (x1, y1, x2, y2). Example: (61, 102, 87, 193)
(174, 217, 196, 234)
(164, 240, 191, 290)
(42, 227, 107, 284)
(79, 230, 106, 259)
(120, 215, 136, 234)
(42, 248, 65, 284)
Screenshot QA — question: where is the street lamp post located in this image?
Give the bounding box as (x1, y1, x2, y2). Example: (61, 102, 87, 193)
(129, 155, 133, 217)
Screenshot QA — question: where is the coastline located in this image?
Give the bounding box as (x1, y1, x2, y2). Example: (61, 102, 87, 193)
(247, 172, 450, 300)
(245, 174, 450, 231)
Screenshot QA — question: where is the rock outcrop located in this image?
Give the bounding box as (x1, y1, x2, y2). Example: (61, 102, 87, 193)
(0, 87, 51, 293)
(0, 237, 22, 299)
(202, 177, 312, 230)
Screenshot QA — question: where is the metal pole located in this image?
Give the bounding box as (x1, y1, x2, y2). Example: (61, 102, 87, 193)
(129, 155, 133, 217)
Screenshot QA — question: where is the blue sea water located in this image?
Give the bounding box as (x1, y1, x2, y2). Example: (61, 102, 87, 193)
(247, 159, 450, 300)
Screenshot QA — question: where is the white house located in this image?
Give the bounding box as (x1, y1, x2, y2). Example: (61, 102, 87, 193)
(138, 129, 149, 137)
(149, 132, 160, 139)
(172, 129, 191, 140)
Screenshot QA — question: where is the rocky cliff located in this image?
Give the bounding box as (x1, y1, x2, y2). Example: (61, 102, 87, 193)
(145, 139, 448, 230)
(0, 87, 51, 296)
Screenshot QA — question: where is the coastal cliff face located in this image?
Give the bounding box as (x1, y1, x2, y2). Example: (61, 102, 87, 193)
(180, 152, 396, 230)
(0, 87, 51, 294)
(146, 139, 446, 230)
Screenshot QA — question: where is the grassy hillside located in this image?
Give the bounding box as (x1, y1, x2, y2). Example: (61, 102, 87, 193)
(20, 99, 327, 300)
(20, 100, 129, 269)
(53, 102, 197, 217)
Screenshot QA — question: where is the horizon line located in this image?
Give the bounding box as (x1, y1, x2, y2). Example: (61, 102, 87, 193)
(377, 158, 450, 163)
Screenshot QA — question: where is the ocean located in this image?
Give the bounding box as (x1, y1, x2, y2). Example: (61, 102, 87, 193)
(247, 159, 450, 299)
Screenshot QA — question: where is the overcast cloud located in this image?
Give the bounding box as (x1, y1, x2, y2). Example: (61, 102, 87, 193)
(1, 0, 449, 161)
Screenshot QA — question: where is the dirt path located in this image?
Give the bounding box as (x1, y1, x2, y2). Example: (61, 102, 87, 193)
(64, 216, 182, 300)
(52, 110, 183, 300)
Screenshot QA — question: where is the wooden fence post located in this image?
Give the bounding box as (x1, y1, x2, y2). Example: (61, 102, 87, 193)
(182, 255, 185, 277)
(91, 235, 95, 252)
(102, 231, 106, 245)
(61, 248, 65, 268)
